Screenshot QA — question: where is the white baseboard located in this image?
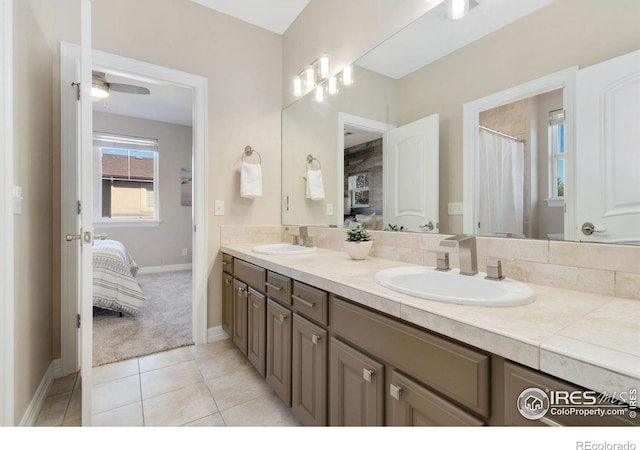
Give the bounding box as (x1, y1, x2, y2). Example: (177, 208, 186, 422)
(138, 263, 192, 275)
(19, 360, 57, 426)
(207, 326, 230, 343)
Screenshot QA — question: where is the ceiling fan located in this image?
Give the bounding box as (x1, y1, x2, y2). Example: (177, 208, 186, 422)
(91, 71, 151, 100)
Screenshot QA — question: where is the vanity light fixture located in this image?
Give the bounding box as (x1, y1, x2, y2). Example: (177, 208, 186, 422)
(305, 67, 315, 88)
(293, 77, 302, 97)
(342, 65, 353, 86)
(448, 0, 478, 20)
(319, 56, 329, 80)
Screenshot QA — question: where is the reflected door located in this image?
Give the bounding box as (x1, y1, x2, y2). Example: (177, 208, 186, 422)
(383, 114, 439, 232)
(576, 49, 640, 244)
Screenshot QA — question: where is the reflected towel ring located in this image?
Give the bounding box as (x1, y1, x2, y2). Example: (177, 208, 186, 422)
(306, 154, 321, 169)
(243, 146, 262, 164)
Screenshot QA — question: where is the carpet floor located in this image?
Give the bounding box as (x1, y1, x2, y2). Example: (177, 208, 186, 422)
(92, 270, 193, 367)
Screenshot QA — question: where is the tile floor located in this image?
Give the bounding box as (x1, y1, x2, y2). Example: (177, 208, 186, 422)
(35, 338, 301, 427)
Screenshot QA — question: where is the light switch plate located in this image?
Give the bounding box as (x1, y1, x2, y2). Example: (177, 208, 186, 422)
(214, 200, 224, 216)
(13, 185, 23, 215)
(326, 203, 334, 216)
(448, 202, 463, 215)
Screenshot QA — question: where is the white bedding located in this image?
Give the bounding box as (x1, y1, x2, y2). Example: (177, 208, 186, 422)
(93, 239, 145, 316)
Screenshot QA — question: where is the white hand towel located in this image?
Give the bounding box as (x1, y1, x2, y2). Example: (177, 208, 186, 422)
(241, 162, 262, 198)
(305, 168, 325, 201)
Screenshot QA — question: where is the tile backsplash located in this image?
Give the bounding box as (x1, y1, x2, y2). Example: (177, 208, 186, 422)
(221, 225, 640, 302)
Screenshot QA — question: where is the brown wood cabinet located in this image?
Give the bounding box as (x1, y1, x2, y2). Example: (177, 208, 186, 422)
(388, 370, 485, 426)
(266, 299, 292, 406)
(247, 287, 266, 376)
(232, 278, 248, 355)
(292, 313, 327, 426)
(222, 272, 234, 337)
(329, 337, 384, 426)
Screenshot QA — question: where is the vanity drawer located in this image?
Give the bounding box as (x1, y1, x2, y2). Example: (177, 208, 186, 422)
(233, 259, 266, 292)
(222, 253, 233, 274)
(265, 271, 292, 306)
(331, 297, 490, 418)
(292, 281, 328, 326)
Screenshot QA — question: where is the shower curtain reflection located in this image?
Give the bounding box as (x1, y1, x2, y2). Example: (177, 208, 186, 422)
(478, 129, 525, 237)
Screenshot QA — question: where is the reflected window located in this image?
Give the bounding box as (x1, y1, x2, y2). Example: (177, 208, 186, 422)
(549, 109, 565, 198)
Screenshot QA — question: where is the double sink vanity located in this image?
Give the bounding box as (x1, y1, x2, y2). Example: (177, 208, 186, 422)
(220, 233, 639, 427)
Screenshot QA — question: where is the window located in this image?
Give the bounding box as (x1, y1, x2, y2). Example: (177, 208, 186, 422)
(549, 109, 565, 198)
(93, 133, 159, 223)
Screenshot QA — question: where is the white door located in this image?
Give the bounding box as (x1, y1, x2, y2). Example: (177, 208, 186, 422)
(383, 114, 439, 232)
(576, 49, 640, 244)
(61, 0, 93, 425)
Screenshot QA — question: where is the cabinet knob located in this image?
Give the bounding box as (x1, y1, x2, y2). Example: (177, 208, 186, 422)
(363, 368, 375, 383)
(390, 383, 403, 401)
(311, 334, 321, 345)
(225, 278, 231, 285)
(278, 313, 287, 323)
(237, 286, 246, 295)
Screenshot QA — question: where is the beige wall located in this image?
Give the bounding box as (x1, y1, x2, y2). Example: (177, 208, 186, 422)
(12, 0, 54, 424)
(398, 0, 640, 233)
(282, 0, 434, 107)
(91, 0, 283, 328)
(93, 112, 193, 268)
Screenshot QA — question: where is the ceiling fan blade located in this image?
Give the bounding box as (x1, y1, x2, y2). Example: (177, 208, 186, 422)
(108, 83, 151, 95)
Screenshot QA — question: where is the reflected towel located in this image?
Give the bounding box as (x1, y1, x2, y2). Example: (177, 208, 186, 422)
(241, 162, 262, 198)
(305, 168, 325, 201)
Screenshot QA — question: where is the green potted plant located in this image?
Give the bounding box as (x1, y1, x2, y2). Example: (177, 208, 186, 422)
(344, 224, 373, 260)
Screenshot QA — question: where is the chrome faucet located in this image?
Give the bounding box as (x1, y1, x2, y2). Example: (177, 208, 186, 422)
(298, 226, 313, 247)
(439, 235, 478, 276)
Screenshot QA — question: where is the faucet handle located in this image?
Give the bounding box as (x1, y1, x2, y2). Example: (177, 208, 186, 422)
(485, 258, 505, 281)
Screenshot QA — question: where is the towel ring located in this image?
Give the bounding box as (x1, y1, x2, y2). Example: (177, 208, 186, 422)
(306, 154, 321, 169)
(243, 146, 261, 164)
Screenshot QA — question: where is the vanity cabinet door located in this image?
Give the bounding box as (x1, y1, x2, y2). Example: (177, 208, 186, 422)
(266, 299, 292, 406)
(232, 278, 248, 355)
(388, 370, 484, 426)
(329, 337, 384, 426)
(247, 287, 266, 376)
(222, 273, 234, 337)
(292, 313, 327, 426)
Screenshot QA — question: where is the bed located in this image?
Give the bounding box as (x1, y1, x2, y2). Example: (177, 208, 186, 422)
(93, 239, 145, 316)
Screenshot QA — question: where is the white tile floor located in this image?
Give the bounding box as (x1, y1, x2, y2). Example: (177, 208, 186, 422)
(37, 338, 301, 427)
(93, 338, 301, 426)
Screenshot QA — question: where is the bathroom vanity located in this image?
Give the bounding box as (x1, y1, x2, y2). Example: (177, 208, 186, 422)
(221, 243, 639, 427)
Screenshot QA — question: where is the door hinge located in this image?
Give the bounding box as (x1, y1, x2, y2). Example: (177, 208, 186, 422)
(77, 200, 82, 215)
(77, 313, 81, 329)
(71, 82, 81, 101)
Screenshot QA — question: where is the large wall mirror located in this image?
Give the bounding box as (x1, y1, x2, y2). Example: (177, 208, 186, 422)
(281, 0, 640, 245)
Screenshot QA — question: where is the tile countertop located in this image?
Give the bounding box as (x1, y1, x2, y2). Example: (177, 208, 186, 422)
(221, 243, 640, 401)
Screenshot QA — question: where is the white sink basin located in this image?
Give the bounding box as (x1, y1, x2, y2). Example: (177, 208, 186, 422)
(252, 243, 317, 255)
(375, 266, 534, 307)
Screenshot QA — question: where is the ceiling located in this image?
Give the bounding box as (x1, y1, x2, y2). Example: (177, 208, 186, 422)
(95, 0, 556, 127)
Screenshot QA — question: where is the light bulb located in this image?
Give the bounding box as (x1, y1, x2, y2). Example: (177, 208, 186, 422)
(305, 67, 315, 88)
(449, 0, 468, 20)
(319, 56, 329, 80)
(342, 66, 353, 86)
(315, 85, 324, 102)
(293, 77, 302, 97)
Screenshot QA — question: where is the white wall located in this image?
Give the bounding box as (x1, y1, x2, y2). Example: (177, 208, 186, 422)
(93, 112, 193, 269)
(12, 0, 54, 425)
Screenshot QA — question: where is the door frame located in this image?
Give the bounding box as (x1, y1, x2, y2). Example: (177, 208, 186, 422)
(60, 47, 209, 374)
(337, 113, 392, 225)
(0, 0, 14, 426)
(462, 66, 578, 240)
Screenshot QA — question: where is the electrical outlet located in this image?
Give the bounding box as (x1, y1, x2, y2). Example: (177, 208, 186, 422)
(182, 248, 188, 256)
(448, 202, 464, 215)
